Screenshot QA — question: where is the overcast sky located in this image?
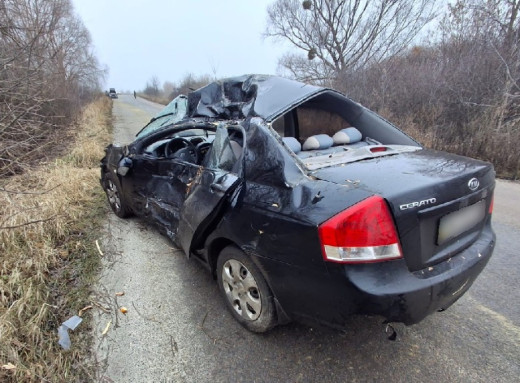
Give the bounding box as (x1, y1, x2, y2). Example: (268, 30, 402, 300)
(71, 0, 292, 92)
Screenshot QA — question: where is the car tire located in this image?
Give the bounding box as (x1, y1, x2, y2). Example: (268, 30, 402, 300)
(217, 246, 276, 333)
(217, 245, 277, 333)
(104, 174, 131, 218)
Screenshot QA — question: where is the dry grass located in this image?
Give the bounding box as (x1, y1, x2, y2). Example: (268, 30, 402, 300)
(0, 96, 112, 382)
(137, 93, 169, 105)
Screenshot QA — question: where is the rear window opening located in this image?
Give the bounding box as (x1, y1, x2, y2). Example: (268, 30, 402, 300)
(272, 92, 419, 145)
(273, 107, 350, 140)
(271, 92, 421, 169)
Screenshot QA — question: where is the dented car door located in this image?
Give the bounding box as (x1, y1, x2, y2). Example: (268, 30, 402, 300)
(176, 125, 242, 255)
(127, 151, 199, 239)
(149, 158, 200, 238)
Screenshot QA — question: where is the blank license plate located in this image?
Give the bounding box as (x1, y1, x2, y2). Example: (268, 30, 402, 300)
(438, 200, 486, 245)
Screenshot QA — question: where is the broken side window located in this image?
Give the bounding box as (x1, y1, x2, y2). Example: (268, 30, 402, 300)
(272, 117, 285, 137)
(205, 125, 243, 173)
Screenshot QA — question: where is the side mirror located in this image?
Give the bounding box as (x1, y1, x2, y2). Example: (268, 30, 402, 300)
(117, 157, 133, 176)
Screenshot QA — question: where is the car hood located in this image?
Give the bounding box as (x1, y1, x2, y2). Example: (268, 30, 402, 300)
(186, 74, 332, 122)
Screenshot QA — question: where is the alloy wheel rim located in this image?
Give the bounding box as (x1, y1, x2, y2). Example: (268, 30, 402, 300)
(221, 259, 261, 321)
(106, 180, 121, 211)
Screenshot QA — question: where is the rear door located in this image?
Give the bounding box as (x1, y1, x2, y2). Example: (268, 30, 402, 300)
(176, 124, 243, 255)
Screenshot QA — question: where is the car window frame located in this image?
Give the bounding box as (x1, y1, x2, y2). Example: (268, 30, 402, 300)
(204, 123, 246, 177)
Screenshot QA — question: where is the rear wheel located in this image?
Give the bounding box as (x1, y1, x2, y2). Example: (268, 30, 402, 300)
(217, 246, 276, 332)
(104, 174, 131, 218)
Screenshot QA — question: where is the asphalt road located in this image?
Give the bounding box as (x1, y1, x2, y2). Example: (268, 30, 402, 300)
(93, 94, 520, 383)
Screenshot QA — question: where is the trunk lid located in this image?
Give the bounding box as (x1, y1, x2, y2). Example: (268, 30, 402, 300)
(311, 149, 495, 271)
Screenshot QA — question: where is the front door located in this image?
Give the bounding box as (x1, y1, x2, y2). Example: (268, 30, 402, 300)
(146, 159, 199, 238)
(127, 150, 200, 239)
(176, 124, 244, 255)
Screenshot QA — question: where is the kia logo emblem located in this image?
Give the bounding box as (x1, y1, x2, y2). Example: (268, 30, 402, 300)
(468, 178, 479, 191)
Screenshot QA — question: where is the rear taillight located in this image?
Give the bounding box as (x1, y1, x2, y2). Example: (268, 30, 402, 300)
(318, 196, 403, 263)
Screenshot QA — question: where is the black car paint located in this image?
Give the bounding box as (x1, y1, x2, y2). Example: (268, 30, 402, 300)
(312, 149, 495, 271)
(101, 75, 495, 328)
(186, 75, 323, 121)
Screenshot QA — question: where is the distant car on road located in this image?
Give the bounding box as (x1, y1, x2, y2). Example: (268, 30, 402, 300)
(100, 75, 495, 333)
(108, 88, 118, 99)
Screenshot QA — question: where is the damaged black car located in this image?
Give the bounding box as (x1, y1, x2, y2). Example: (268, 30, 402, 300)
(100, 75, 495, 332)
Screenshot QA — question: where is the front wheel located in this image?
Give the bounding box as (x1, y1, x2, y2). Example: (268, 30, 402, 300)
(217, 246, 276, 333)
(104, 174, 131, 218)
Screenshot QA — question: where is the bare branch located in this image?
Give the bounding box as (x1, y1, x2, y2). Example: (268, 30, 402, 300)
(265, 0, 439, 82)
(0, 215, 58, 230)
(0, 184, 62, 195)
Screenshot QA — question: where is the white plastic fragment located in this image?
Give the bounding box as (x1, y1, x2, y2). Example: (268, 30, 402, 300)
(58, 315, 83, 350)
(62, 315, 83, 330)
(58, 326, 70, 350)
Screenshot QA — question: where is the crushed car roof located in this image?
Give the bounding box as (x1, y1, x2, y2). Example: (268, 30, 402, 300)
(187, 74, 333, 122)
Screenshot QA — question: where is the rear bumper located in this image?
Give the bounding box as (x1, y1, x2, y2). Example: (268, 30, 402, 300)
(342, 224, 496, 324)
(260, 224, 495, 327)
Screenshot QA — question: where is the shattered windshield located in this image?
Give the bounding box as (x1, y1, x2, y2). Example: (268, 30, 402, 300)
(136, 95, 188, 138)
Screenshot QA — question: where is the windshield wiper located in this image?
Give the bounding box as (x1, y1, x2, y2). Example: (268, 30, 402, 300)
(135, 113, 175, 137)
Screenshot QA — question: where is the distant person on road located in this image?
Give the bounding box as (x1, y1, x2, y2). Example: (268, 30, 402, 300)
(133, 90, 136, 99)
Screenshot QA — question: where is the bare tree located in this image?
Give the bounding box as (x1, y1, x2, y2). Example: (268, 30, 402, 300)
(169, 73, 212, 100)
(0, 0, 104, 177)
(144, 75, 160, 96)
(162, 80, 175, 98)
(265, 0, 439, 82)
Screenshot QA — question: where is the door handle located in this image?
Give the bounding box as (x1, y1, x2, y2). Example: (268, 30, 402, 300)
(210, 183, 226, 193)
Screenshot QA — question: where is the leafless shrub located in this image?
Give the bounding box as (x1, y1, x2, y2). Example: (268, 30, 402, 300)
(168, 72, 213, 99)
(0, 0, 104, 178)
(331, 0, 520, 178)
(143, 75, 160, 97)
(141, 73, 213, 105)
